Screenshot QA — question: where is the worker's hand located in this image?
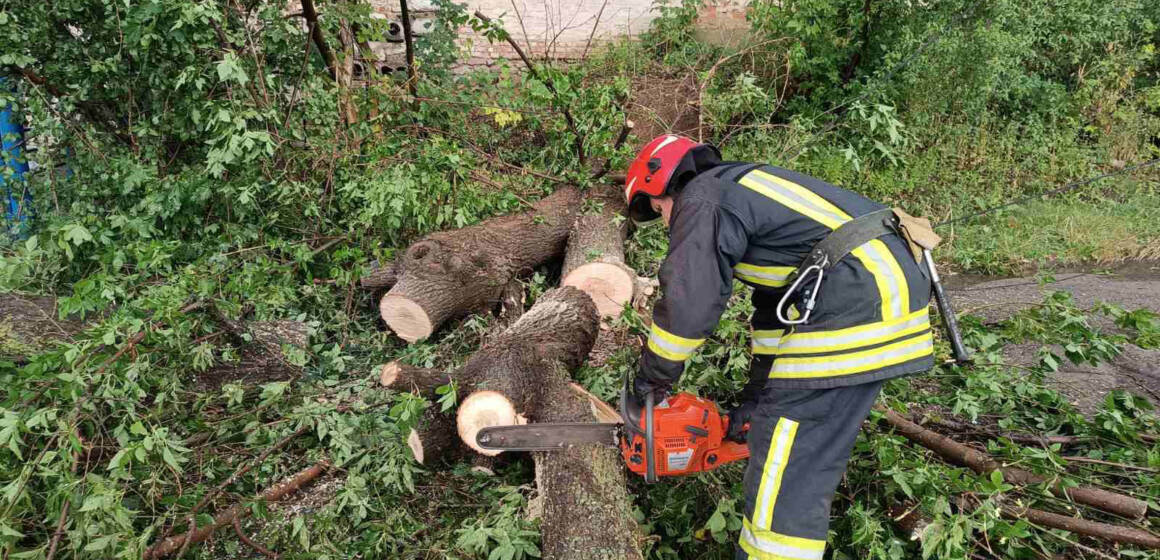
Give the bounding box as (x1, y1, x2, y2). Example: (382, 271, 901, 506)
(620, 375, 669, 432)
(726, 401, 757, 443)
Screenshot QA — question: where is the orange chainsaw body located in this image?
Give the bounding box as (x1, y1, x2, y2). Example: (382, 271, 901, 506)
(620, 392, 749, 478)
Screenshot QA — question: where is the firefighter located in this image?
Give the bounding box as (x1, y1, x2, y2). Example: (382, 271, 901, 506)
(622, 134, 935, 560)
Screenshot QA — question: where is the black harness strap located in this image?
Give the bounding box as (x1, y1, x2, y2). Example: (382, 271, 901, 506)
(801, 208, 898, 271)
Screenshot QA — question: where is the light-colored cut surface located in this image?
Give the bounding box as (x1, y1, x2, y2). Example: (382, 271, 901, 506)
(380, 295, 433, 342)
(407, 429, 425, 464)
(458, 390, 524, 456)
(563, 263, 634, 318)
(379, 362, 400, 386)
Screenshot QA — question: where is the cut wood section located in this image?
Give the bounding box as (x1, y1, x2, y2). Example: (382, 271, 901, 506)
(878, 407, 1149, 520)
(380, 186, 581, 342)
(379, 361, 452, 397)
(449, 286, 640, 559)
(561, 190, 635, 318)
(407, 408, 462, 465)
(456, 287, 600, 454)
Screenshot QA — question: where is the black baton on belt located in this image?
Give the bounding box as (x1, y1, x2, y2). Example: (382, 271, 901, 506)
(923, 249, 971, 364)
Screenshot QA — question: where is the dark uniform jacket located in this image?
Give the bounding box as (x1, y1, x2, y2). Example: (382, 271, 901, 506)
(639, 163, 935, 391)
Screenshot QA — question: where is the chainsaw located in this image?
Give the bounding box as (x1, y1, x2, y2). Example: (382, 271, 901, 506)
(475, 378, 749, 483)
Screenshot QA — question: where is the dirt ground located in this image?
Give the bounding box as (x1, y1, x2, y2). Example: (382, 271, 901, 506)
(625, 73, 702, 144)
(948, 264, 1160, 416)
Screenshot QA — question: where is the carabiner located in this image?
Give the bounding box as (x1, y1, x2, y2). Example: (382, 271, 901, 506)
(777, 261, 826, 325)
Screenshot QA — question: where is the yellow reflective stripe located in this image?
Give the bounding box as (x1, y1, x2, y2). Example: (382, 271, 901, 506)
(734, 263, 796, 287)
(775, 308, 930, 355)
(646, 324, 705, 362)
(739, 169, 902, 323)
(740, 519, 826, 560)
(751, 329, 785, 355)
(739, 172, 846, 229)
(770, 335, 934, 379)
(753, 418, 798, 530)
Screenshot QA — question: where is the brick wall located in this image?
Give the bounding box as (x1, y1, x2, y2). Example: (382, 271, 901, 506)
(364, 0, 749, 70)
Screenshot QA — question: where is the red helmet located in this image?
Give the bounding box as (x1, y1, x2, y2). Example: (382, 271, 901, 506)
(624, 134, 704, 223)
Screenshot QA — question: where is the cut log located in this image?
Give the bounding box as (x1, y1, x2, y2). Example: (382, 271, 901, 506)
(878, 407, 1149, 520)
(380, 186, 581, 342)
(534, 369, 642, 560)
(561, 190, 635, 318)
(999, 502, 1160, 549)
(379, 361, 453, 397)
(455, 287, 600, 454)
(451, 287, 640, 559)
(360, 259, 400, 291)
(0, 293, 85, 362)
(407, 408, 463, 465)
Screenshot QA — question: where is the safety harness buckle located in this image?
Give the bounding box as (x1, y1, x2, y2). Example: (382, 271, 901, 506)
(776, 208, 899, 326)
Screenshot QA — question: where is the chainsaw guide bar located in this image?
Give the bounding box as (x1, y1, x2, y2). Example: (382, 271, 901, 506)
(476, 423, 621, 451)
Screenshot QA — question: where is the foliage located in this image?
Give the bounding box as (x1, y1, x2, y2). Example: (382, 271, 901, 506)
(1, 0, 1159, 558)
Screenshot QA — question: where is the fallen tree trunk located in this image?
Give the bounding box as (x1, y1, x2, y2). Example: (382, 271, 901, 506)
(0, 293, 85, 362)
(455, 287, 599, 454)
(561, 190, 635, 318)
(380, 186, 581, 342)
(143, 460, 330, 559)
(453, 287, 641, 559)
(878, 407, 1148, 520)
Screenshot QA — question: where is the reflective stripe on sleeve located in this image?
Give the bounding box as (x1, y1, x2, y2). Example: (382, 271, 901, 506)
(646, 323, 705, 362)
(734, 263, 796, 287)
(775, 308, 930, 355)
(770, 334, 934, 378)
(751, 329, 785, 355)
(753, 417, 798, 529)
(740, 519, 826, 560)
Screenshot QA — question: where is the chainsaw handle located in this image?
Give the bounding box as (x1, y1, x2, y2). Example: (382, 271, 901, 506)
(644, 391, 656, 483)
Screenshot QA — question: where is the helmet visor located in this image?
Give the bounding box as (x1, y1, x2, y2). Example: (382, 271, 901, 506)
(627, 194, 661, 225)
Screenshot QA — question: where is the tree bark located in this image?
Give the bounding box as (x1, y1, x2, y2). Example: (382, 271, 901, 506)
(533, 369, 642, 560)
(998, 502, 1160, 549)
(878, 407, 1149, 520)
(360, 259, 400, 291)
(454, 287, 640, 559)
(379, 361, 453, 397)
(0, 293, 85, 362)
(455, 287, 600, 454)
(561, 190, 635, 318)
(380, 186, 581, 342)
(407, 408, 463, 465)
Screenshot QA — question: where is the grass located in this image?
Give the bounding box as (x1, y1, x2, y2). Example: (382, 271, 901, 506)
(946, 190, 1160, 275)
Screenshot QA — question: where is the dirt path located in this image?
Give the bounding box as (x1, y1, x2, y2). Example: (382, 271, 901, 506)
(947, 264, 1160, 416)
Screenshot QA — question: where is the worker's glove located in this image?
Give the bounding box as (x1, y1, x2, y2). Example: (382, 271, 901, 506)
(726, 400, 757, 443)
(726, 379, 764, 443)
(620, 375, 670, 434)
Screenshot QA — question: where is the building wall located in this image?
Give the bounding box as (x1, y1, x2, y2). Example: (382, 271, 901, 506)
(365, 0, 749, 71)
